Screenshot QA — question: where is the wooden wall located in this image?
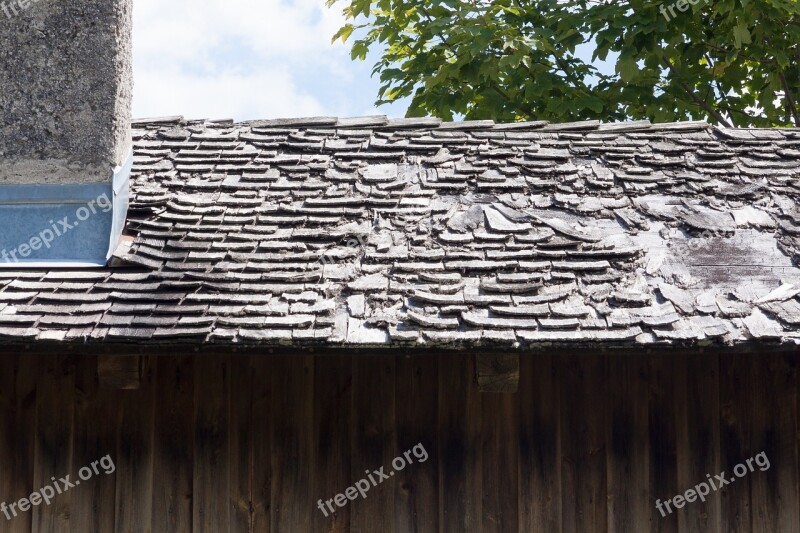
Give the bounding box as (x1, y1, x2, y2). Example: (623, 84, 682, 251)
(0, 351, 797, 533)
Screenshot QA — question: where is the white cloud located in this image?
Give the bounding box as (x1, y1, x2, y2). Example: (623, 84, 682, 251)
(133, 67, 326, 121)
(134, 0, 346, 64)
(132, 0, 388, 121)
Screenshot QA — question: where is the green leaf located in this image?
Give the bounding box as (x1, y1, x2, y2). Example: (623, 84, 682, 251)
(733, 23, 751, 48)
(351, 41, 369, 61)
(617, 57, 640, 82)
(332, 24, 355, 44)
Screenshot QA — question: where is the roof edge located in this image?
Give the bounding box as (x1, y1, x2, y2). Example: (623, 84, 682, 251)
(130, 115, 800, 135)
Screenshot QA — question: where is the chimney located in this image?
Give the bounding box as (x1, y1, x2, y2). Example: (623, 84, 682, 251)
(0, 0, 132, 266)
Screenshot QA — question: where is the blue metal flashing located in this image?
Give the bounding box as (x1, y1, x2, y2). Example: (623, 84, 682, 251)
(108, 151, 133, 260)
(0, 150, 132, 267)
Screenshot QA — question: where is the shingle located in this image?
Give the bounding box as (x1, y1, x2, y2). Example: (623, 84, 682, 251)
(516, 327, 642, 342)
(410, 291, 465, 305)
(336, 116, 389, 128)
(540, 120, 600, 131)
(461, 312, 538, 329)
(0, 327, 39, 338)
(39, 315, 103, 327)
(0, 315, 40, 325)
(107, 327, 156, 340)
(152, 327, 210, 339)
(759, 299, 800, 325)
(538, 318, 581, 329)
(438, 120, 495, 130)
(480, 280, 541, 294)
(489, 304, 550, 317)
(249, 116, 337, 128)
(406, 310, 459, 329)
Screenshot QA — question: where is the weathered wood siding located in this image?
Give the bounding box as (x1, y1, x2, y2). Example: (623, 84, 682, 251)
(0, 351, 797, 533)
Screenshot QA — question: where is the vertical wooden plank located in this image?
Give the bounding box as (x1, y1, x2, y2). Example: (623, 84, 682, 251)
(0, 354, 16, 527)
(69, 355, 116, 533)
(675, 353, 721, 533)
(652, 353, 676, 533)
(230, 356, 254, 533)
(648, 355, 678, 533)
(193, 355, 230, 533)
(465, 356, 482, 533)
(228, 355, 272, 532)
(152, 355, 194, 533)
(395, 355, 439, 533)
(351, 355, 397, 533)
(519, 353, 561, 533)
(250, 356, 271, 532)
(748, 353, 799, 533)
(32, 354, 74, 533)
(270, 356, 313, 533)
(0, 353, 37, 533)
(481, 390, 519, 533)
(606, 355, 650, 533)
(312, 355, 352, 533)
(13, 354, 37, 533)
(719, 353, 751, 533)
(438, 354, 482, 533)
(560, 354, 607, 533)
(114, 355, 155, 533)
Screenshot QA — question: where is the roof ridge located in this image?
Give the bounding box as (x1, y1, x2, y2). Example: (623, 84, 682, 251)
(131, 115, 800, 133)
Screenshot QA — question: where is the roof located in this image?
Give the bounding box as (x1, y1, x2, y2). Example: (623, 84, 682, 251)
(1, 115, 800, 349)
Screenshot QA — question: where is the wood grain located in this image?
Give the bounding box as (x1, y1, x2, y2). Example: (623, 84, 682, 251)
(648, 355, 679, 533)
(70, 355, 116, 533)
(351, 356, 397, 533)
(560, 354, 607, 533)
(193, 356, 230, 533)
(312, 355, 352, 533)
(606, 355, 650, 533)
(270, 356, 313, 533)
(0, 351, 796, 532)
(152, 355, 194, 533)
(519, 354, 561, 533)
(114, 355, 154, 533)
(481, 391, 519, 533)
(32, 355, 74, 533)
(395, 355, 439, 533)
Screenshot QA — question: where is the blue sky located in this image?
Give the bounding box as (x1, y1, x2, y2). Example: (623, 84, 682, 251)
(132, 0, 410, 121)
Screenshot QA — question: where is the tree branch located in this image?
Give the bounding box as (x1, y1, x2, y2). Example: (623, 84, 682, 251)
(660, 55, 732, 127)
(703, 52, 734, 112)
(779, 72, 800, 126)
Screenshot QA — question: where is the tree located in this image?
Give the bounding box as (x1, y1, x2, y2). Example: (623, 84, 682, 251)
(327, 0, 800, 127)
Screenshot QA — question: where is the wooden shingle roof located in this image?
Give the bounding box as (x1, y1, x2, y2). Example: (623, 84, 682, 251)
(1, 116, 800, 348)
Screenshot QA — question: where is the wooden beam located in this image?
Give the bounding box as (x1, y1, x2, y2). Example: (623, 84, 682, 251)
(475, 354, 519, 393)
(97, 355, 142, 389)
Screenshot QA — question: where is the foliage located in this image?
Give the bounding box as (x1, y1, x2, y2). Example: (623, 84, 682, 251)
(328, 0, 800, 127)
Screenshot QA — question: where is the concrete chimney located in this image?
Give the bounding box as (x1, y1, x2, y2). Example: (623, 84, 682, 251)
(0, 0, 132, 266)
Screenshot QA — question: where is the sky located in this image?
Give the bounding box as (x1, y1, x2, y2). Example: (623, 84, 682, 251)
(132, 0, 410, 122)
